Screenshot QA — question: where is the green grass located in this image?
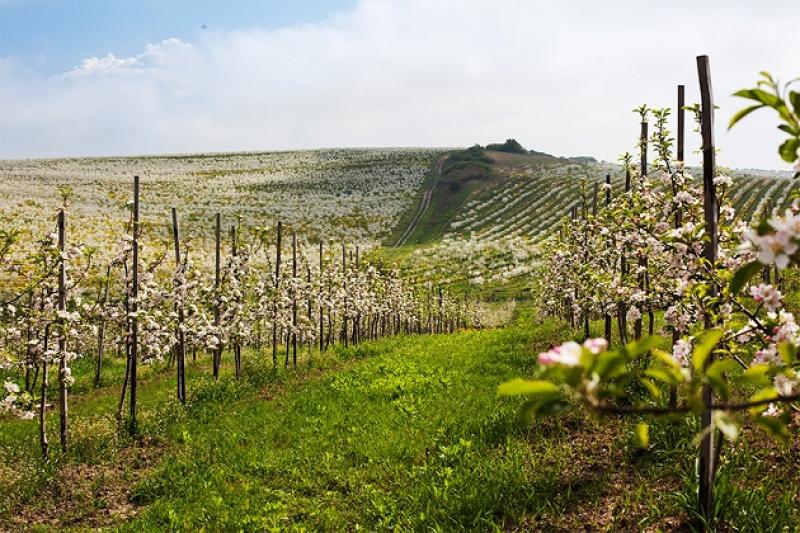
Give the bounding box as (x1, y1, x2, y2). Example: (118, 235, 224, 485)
(2, 310, 799, 531)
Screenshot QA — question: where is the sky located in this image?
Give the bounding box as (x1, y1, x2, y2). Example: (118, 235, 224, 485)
(0, 0, 797, 170)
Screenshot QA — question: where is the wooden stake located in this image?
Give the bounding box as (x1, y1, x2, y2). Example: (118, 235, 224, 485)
(129, 175, 140, 436)
(171, 208, 186, 402)
(231, 225, 241, 380)
(319, 241, 324, 352)
(291, 231, 298, 368)
(213, 213, 221, 378)
(697, 54, 718, 520)
(272, 221, 282, 368)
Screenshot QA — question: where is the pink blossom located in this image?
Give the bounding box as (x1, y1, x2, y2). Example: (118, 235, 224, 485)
(583, 337, 608, 354)
(749, 284, 782, 312)
(538, 341, 582, 367)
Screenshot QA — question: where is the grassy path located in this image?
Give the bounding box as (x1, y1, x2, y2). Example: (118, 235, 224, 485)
(3, 313, 798, 531)
(123, 321, 568, 530)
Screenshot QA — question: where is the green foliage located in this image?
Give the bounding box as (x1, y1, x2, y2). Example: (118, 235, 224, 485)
(485, 138, 527, 154)
(730, 71, 800, 171)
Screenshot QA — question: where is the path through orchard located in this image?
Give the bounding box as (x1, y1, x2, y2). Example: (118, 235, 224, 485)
(3, 312, 797, 530)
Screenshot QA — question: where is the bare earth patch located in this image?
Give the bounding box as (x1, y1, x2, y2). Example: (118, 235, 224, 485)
(2, 436, 164, 531)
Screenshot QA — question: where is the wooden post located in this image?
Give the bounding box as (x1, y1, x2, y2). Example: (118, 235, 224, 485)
(272, 221, 282, 368)
(640, 121, 648, 179)
(129, 175, 140, 436)
(57, 209, 68, 453)
(291, 231, 298, 368)
(670, 85, 685, 408)
(319, 241, 324, 352)
(354, 245, 360, 344)
(604, 174, 612, 345)
(438, 287, 443, 334)
(307, 260, 312, 355)
(625, 165, 631, 192)
(231, 225, 241, 379)
(592, 182, 598, 216)
(213, 213, 221, 378)
(635, 119, 648, 340)
(342, 244, 348, 347)
(697, 54, 718, 520)
(171, 208, 186, 403)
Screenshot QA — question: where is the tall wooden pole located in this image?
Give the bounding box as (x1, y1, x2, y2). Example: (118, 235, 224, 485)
(272, 221, 282, 368)
(640, 121, 648, 180)
(231, 225, 241, 379)
(604, 174, 612, 345)
(319, 241, 324, 352)
(129, 176, 140, 436)
(57, 209, 68, 453)
(213, 213, 221, 378)
(634, 120, 648, 340)
(670, 85, 686, 408)
(697, 54, 718, 520)
(342, 244, 348, 347)
(291, 231, 298, 368)
(171, 208, 186, 403)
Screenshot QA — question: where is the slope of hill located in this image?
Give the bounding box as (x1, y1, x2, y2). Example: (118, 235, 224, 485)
(385, 148, 800, 295)
(0, 148, 436, 249)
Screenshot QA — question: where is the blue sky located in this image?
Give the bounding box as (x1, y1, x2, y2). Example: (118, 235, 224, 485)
(0, 0, 354, 74)
(0, 0, 797, 170)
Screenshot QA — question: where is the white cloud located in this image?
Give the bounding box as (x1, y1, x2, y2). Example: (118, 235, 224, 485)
(0, 0, 797, 170)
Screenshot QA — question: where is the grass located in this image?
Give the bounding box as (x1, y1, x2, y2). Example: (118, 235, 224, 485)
(1, 309, 799, 531)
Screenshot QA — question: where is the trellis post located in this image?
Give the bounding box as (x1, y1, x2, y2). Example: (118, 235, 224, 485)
(57, 208, 68, 452)
(272, 221, 282, 368)
(697, 54, 718, 521)
(129, 176, 140, 436)
(171, 207, 186, 402)
(213, 213, 221, 378)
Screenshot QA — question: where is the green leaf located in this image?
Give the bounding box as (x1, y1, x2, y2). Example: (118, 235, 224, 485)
(713, 411, 741, 441)
(779, 138, 800, 163)
(778, 342, 796, 366)
(498, 379, 559, 397)
(727, 103, 764, 129)
(626, 336, 661, 358)
(593, 352, 628, 380)
(790, 90, 800, 113)
(753, 415, 790, 445)
(733, 88, 780, 106)
(652, 349, 681, 371)
(636, 422, 650, 449)
(640, 377, 662, 400)
(706, 359, 740, 379)
(644, 367, 681, 386)
(693, 329, 723, 374)
(748, 388, 779, 416)
(730, 260, 763, 295)
(737, 364, 771, 387)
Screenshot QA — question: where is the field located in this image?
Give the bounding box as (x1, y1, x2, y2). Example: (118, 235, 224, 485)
(2, 144, 800, 531)
(0, 148, 436, 250)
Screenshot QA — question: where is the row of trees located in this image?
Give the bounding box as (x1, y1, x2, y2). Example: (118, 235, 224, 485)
(0, 177, 477, 460)
(504, 57, 800, 521)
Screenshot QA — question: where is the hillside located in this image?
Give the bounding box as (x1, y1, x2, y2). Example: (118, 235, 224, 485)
(384, 147, 800, 295)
